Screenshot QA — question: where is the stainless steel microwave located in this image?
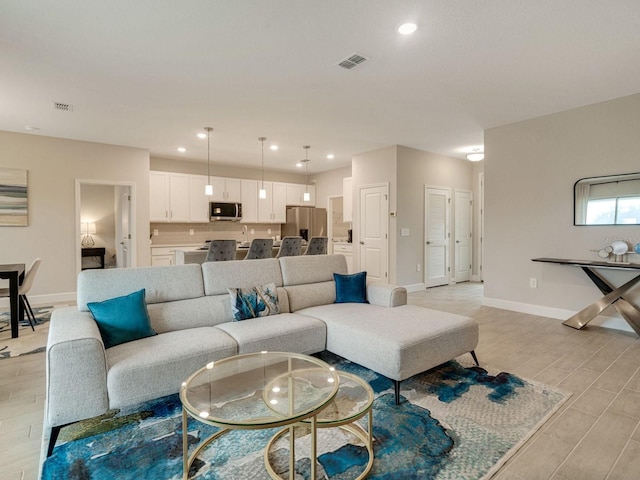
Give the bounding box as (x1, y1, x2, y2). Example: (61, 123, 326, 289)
(209, 202, 242, 221)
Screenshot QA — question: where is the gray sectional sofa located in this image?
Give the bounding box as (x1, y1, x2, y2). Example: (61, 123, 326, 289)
(42, 254, 478, 460)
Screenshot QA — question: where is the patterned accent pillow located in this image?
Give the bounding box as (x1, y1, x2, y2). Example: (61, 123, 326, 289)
(228, 282, 280, 321)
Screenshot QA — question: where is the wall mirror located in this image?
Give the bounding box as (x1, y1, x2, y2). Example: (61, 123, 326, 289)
(574, 172, 640, 225)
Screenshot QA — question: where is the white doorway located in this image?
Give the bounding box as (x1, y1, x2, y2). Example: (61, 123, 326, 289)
(75, 179, 136, 276)
(454, 189, 473, 283)
(358, 184, 389, 282)
(424, 186, 451, 288)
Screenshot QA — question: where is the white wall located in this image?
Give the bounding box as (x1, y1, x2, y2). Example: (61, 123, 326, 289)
(396, 146, 474, 287)
(313, 166, 352, 209)
(0, 130, 149, 304)
(484, 93, 640, 331)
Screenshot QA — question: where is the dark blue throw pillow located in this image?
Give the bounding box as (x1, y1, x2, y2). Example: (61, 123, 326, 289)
(87, 289, 157, 349)
(334, 271, 368, 304)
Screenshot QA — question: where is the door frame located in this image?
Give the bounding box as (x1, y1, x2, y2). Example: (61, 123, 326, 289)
(454, 188, 473, 283)
(75, 179, 137, 277)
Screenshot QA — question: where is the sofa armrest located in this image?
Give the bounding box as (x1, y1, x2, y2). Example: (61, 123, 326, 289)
(45, 307, 109, 427)
(366, 282, 407, 307)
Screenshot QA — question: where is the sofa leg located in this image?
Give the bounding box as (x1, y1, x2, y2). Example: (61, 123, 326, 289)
(470, 350, 480, 366)
(394, 380, 401, 405)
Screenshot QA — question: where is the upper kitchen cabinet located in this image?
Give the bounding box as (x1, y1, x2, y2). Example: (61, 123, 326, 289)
(240, 179, 258, 223)
(258, 181, 287, 223)
(343, 176, 353, 222)
(150, 171, 190, 222)
(209, 177, 241, 203)
(286, 183, 316, 206)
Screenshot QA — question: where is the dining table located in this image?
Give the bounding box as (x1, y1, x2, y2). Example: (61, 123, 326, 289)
(0, 263, 25, 338)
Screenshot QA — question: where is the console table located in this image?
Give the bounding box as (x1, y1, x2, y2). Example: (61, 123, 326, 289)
(532, 258, 640, 335)
(81, 247, 106, 270)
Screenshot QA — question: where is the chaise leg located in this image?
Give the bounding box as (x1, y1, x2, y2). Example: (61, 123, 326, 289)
(393, 380, 401, 405)
(47, 425, 63, 457)
(470, 350, 480, 366)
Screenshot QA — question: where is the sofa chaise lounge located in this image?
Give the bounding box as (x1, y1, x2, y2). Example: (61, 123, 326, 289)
(42, 254, 478, 460)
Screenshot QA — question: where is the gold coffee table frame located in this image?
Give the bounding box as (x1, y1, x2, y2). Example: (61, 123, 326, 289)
(180, 351, 339, 480)
(264, 370, 375, 480)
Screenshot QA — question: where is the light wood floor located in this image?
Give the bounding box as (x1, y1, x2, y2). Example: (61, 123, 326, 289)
(2, 283, 640, 480)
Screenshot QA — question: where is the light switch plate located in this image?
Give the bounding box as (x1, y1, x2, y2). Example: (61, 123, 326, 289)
(401, 228, 410, 236)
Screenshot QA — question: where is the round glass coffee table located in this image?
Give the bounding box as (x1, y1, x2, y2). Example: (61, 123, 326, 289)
(180, 351, 340, 480)
(265, 371, 375, 479)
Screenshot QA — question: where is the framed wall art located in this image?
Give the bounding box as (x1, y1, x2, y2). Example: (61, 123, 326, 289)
(0, 168, 28, 226)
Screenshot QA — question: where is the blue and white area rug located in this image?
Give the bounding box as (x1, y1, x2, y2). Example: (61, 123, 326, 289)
(0, 305, 57, 359)
(42, 352, 569, 480)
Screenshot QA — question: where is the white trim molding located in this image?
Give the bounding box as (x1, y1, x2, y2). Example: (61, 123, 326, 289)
(483, 296, 634, 333)
(404, 283, 426, 293)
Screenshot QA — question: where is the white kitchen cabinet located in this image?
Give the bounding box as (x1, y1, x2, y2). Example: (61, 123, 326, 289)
(150, 172, 190, 222)
(240, 179, 258, 223)
(189, 175, 210, 223)
(258, 182, 287, 223)
(334, 243, 353, 273)
(209, 177, 242, 202)
(343, 177, 353, 223)
(286, 183, 316, 206)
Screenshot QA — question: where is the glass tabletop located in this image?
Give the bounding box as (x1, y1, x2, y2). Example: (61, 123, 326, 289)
(180, 351, 339, 428)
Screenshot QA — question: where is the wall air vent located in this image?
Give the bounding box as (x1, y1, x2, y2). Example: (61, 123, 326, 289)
(52, 101, 73, 112)
(337, 53, 368, 70)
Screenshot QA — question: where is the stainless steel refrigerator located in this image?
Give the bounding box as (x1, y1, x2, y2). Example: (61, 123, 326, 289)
(281, 207, 327, 241)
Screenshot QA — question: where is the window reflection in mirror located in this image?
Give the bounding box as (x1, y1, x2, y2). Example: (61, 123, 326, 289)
(575, 173, 640, 225)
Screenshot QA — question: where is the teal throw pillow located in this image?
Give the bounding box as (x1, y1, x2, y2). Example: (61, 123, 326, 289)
(228, 282, 280, 321)
(334, 271, 368, 303)
(87, 289, 157, 349)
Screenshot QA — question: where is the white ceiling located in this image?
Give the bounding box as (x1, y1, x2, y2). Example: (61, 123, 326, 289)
(2, 1, 640, 174)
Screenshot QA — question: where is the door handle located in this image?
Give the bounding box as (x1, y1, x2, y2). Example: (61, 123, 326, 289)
(426, 241, 431, 245)
(456, 240, 460, 243)
(360, 241, 365, 245)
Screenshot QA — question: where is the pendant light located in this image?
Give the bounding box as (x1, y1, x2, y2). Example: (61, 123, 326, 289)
(302, 145, 311, 202)
(204, 127, 213, 195)
(258, 137, 267, 199)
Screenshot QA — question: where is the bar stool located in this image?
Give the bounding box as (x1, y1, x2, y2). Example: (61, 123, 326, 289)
(245, 239, 274, 259)
(276, 236, 303, 258)
(205, 240, 237, 262)
(304, 236, 328, 255)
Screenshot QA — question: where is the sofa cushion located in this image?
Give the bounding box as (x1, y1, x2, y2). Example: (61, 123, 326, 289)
(228, 282, 280, 320)
(279, 254, 347, 286)
(296, 303, 478, 382)
(202, 258, 283, 295)
(87, 289, 157, 349)
(215, 313, 326, 355)
(285, 281, 336, 312)
(78, 264, 205, 311)
(334, 272, 368, 303)
(105, 327, 237, 408)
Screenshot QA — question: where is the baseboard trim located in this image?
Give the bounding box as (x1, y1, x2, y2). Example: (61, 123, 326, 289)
(0, 292, 76, 308)
(482, 297, 634, 333)
(404, 283, 426, 293)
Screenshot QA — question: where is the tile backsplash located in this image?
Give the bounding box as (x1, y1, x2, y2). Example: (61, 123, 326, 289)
(150, 222, 282, 246)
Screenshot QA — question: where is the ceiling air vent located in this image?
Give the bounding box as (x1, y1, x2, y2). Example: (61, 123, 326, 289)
(52, 101, 73, 112)
(337, 53, 368, 70)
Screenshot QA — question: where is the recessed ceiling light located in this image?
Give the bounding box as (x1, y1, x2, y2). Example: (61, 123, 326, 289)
(398, 23, 418, 35)
(197, 132, 207, 139)
(270, 145, 279, 151)
(326, 154, 335, 160)
(296, 162, 303, 168)
(177, 147, 186, 153)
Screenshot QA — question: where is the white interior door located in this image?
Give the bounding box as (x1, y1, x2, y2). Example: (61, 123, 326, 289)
(359, 184, 388, 282)
(424, 187, 450, 287)
(454, 189, 472, 283)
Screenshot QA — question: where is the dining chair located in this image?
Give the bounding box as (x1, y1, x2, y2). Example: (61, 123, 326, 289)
(0, 257, 41, 330)
(303, 236, 328, 255)
(205, 240, 237, 262)
(276, 236, 303, 258)
(244, 238, 274, 260)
